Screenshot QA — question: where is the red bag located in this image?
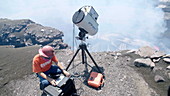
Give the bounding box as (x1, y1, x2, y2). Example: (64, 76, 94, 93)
(88, 72, 104, 88)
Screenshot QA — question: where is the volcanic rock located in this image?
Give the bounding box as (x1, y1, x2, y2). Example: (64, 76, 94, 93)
(0, 18, 68, 49)
(136, 46, 156, 58)
(167, 65, 170, 70)
(134, 58, 155, 68)
(152, 58, 161, 63)
(163, 57, 170, 63)
(154, 75, 165, 82)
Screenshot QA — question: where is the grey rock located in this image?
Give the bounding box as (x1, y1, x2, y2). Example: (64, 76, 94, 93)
(153, 58, 161, 63)
(137, 46, 156, 58)
(134, 58, 155, 68)
(154, 75, 165, 82)
(163, 58, 170, 63)
(167, 65, 170, 70)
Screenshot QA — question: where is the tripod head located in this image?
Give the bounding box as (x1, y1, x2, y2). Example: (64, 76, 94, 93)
(77, 28, 88, 41)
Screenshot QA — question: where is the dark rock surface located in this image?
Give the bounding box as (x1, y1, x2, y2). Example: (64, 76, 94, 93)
(0, 18, 69, 49)
(0, 46, 169, 96)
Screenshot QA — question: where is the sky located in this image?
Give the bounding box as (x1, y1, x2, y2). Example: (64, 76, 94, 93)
(0, 0, 167, 52)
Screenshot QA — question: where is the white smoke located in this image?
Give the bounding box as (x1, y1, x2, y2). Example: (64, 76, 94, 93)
(87, 0, 167, 52)
(0, 0, 167, 52)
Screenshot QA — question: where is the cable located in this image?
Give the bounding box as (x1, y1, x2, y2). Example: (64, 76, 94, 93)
(72, 24, 82, 69)
(72, 24, 75, 68)
(73, 24, 75, 53)
(72, 24, 78, 52)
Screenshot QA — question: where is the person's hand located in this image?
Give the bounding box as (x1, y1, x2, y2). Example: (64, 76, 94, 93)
(48, 78, 58, 86)
(63, 70, 70, 77)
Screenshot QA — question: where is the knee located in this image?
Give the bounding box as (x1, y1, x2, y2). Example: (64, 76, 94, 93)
(40, 80, 50, 90)
(53, 65, 63, 74)
(57, 68, 62, 74)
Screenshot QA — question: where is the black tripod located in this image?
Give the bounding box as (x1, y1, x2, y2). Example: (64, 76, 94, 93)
(66, 29, 102, 74)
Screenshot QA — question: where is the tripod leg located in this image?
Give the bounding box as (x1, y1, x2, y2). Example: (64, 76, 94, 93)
(66, 48, 80, 71)
(84, 48, 102, 73)
(82, 48, 85, 64)
(84, 52, 89, 78)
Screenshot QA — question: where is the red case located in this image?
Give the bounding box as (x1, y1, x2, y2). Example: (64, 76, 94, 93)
(88, 72, 104, 88)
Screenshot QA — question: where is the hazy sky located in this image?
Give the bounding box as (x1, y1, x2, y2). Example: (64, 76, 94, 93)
(0, 0, 167, 51)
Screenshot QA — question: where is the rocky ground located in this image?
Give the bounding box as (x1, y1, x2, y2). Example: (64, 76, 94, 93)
(0, 45, 169, 96)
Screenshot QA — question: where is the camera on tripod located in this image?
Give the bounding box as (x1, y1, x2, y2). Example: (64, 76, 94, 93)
(66, 6, 104, 89)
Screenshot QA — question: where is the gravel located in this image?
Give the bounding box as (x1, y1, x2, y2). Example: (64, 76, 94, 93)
(0, 46, 166, 96)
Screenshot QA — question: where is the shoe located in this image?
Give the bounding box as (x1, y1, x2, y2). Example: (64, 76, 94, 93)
(40, 83, 44, 90)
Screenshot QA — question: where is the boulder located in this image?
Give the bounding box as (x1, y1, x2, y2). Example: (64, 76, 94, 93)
(154, 75, 165, 83)
(137, 46, 156, 58)
(163, 58, 170, 63)
(152, 58, 161, 63)
(167, 65, 170, 70)
(134, 58, 155, 68)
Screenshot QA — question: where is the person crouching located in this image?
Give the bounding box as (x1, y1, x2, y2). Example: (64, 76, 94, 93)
(32, 45, 70, 90)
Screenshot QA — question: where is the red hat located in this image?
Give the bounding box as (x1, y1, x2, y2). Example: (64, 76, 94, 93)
(39, 45, 54, 57)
